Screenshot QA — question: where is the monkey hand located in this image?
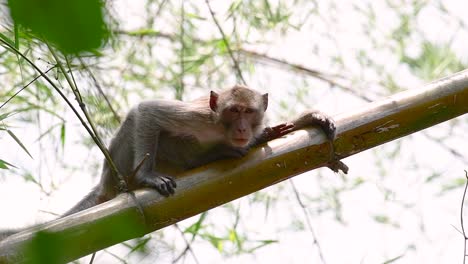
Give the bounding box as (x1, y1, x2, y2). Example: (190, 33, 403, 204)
(253, 123, 295, 146)
(264, 123, 295, 140)
(138, 172, 177, 197)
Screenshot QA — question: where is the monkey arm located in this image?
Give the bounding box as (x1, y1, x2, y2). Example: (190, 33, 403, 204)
(132, 105, 177, 196)
(289, 110, 348, 174)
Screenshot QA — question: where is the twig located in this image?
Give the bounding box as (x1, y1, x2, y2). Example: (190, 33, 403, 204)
(0, 66, 56, 110)
(172, 213, 207, 263)
(290, 180, 327, 264)
(52, 48, 150, 230)
(424, 132, 468, 163)
(47, 45, 127, 192)
(88, 252, 96, 264)
(178, 0, 185, 99)
(0, 39, 116, 181)
(114, 29, 373, 101)
(78, 57, 121, 122)
(172, 223, 200, 264)
(240, 49, 373, 102)
(204, 0, 246, 85)
(460, 170, 468, 264)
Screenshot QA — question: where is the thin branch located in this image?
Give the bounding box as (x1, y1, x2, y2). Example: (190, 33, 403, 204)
(172, 213, 207, 264)
(290, 180, 327, 264)
(0, 66, 56, 110)
(47, 45, 126, 191)
(460, 170, 468, 264)
(178, 0, 185, 99)
(88, 252, 96, 264)
(204, 0, 246, 85)
(423, 132, 468, 163)
(172, 224, 200, 264)
(114, 29, 373, 100)
(78, 57, 121, 122)
(0, 39, 114, 179)
(240, 49, 374, 102)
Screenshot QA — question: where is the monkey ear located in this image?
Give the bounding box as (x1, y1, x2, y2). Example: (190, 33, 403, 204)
(210, 91, 219, 111)
(262, 93, 268, 111)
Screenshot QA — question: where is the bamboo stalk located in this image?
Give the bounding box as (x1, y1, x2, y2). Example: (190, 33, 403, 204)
(1, 70, 468, 263)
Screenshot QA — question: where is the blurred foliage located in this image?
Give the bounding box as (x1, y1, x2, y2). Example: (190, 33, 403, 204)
(7, 0, 108, 54)
(402, 42, 467, 80)
(23, 213, 146, 263)
(0, 0, 467, 263)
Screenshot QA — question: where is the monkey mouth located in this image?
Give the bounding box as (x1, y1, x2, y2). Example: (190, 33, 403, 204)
(232, 138, 249, 146)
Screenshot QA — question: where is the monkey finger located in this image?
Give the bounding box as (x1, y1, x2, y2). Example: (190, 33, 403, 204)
(167, 176, 177, 188)
(157, 182, 170, 197)
(161, 176, 176, 194)
(149, 177, 171, 197)
(274, 123, 288, 128)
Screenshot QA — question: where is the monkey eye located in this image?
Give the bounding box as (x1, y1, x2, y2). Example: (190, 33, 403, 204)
(230, 107, 240, 113)
(245, 108, 255, 114)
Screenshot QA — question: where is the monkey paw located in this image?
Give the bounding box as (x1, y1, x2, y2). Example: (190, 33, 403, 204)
(140, 174, 177, 197)
(311, 112, 336, 140)
(327, 160, 349, 174)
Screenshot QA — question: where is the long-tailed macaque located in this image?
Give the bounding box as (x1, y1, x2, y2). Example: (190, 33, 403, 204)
(0, 85, 346, 240)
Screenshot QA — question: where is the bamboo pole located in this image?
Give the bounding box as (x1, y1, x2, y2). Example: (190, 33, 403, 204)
(1, 70, 468, 263)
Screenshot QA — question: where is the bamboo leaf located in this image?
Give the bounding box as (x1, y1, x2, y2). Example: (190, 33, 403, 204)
(0, 159, 17, 170)
(0, 32, 14, 47)
(7, 129, 33, 159)
(60, 122, 66, 150)
(14, 22, 19, 49)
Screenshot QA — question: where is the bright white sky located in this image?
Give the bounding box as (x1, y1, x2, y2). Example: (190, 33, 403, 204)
(1, 0, 468, 263)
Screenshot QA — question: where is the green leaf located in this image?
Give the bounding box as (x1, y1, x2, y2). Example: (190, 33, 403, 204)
(7, 129, 33, 159)
(184, 212, 207, 235)
(382, 254, 405, 264)
(0, 112, 11, 121)
(14, 22, 19, 49)
(0, 32, 15, 47)
(7, 0, 109, 54)
(23, 172, 39, 185)
(60, 123, 66, 150)
(0, 159, 17, 170)
(246, 239, 278, 253)
(186, 13, 206, 20)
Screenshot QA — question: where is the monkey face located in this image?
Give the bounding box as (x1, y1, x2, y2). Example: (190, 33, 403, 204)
(210, 85, 267, 148)
(221, 105, 264, 147)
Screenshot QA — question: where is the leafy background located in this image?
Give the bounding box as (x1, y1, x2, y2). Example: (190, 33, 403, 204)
(1, 0, 468, 263)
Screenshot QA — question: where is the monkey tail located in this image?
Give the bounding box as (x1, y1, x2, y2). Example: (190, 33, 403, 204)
(0, 229, 19, 241)
(0, 188, 110, 241)
(62, 188, 109, 217)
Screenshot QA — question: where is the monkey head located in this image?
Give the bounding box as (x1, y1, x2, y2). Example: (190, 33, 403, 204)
(210, 85, 268, 147)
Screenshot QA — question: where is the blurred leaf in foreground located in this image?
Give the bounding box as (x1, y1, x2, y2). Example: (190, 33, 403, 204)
(7, 0, 108, 54)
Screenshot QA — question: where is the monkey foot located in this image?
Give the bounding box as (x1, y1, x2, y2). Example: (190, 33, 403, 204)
(140, 175, 177, 197)
(327, 160, 349, 174)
